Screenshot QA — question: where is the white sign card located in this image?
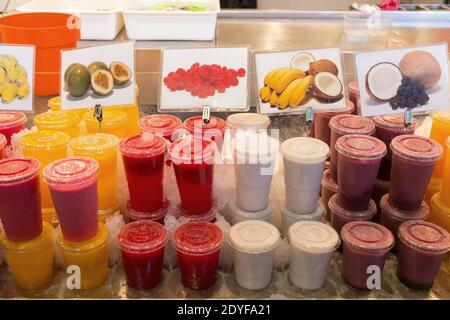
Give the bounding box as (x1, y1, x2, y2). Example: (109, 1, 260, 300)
(60, 42, 135, 110)
(355, 43, 449, 117)
(159, 47, 249, 112)
(255, 48, 346, 115)
(0, 44, 34, 112)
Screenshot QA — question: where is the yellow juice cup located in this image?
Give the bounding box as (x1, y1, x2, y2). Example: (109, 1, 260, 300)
(425, 177, 442, 209)
(21, 130, 70, 225)
(429, 111, 450, 179)
(0, 222, 54, 290)
(430, 193, 450, 233)
(70, 133, 119, 219)
(34, 111, 81, 138)
(48, 96, 88, 119)
(439, 138, 450, 207)
(58, 223, 109, 290)
(83, 109, 128, 138)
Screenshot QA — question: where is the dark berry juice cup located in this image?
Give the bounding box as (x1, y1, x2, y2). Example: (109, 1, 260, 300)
(336, 134, 386, 211)
(372, 179, 390, 222)
(118, 220, 167, 290)
(172, 221, 222, 290)
(341, 221, 394, 290)
(44, 157, 99, 242)
(329, 114, 375, 182)
(373, 115, 418, 181)
(321, 169, 338, 222)
(397, 220, 450, 289)
(390, 135, 443, 211)
(0, 157, 42, 242)
(0, 112, 26, 144)
(184, 116, 226, 151)
(139, 114, 184, 142)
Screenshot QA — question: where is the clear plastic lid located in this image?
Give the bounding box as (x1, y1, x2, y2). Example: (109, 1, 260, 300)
(282, 137, 329, 163)
(184, 116, 227, 134)
(227, 198, 273, 220)
(0, 222, 53, 252)
(336, 134, 387, 160)
(281, 202, 325, 221)
(83, 109, 127, 127)
(398, 220, 450, 254)
(289, 221, 340, 253)
(322, 169, 338, 192)
(138, 114, 183, 137)
(432, 111, 450, 125)
(0, 157, 40, 183)
(347, 81, 359, 95)
(168, 135, 215, 164)
(0, 134, 6, 149)
(172, 221, 223, 254)
(373, 114, 419, 132)
(391, 135, 443, 162)
(341, 221, 394, 253)
(329, 114, 375, 136)
(226, 113, 270, 130)
(43, 157, 99, 186)
(126, 199, 169, 221)
(70, 133, 119, 154)
(328, 194, 377, 220)
(229, 220, 280, 253)
(118, 220, 167, 253)
(21, 130, 70, 151)
(34, 111, 80, 129)
(120, 133, 167, 158)
(380, 194, 429, 222)
(59, 223, 108, 254)
(0, 112, 26, 129)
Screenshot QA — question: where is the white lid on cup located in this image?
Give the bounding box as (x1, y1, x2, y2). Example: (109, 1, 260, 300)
(281, 137, 329, 163)
(229, 220, 280, 254)
(289, 221, 340, 253)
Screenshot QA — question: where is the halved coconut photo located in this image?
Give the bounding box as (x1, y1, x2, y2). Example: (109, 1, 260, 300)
(290, 52, 315, 71)
(366, 62, 403, 102)
(313, 72, 343, 101)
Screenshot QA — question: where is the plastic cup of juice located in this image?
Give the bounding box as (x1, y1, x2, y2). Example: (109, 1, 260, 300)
(0, 133, 6, 159)
(321, 169, 338, 222)
(83, 109, 128, 138)
(371, 179, 390, 222)
(172, 221, 222, 290)
(169, 136, 215, 216)
(281, 202, 324, 238)
(341, 221, 394, 290)
(184, 116, 227, 151)
(390, 135, 442, 211)
(0, 222, 54, 290)
(429, 192, 450, 233)
(397, 220, 450, 289)
(126, 199, 169, 225)
(21, 130, 70, 224)
(70, 134, 119, 217)
(228, 220, 279, 290)
(336, 134, 386, 211)
(289, 221, 340, 290)
(0, 157, 42, 242)
(426, 177, 442, 208)
(118, 220, 167, 290)
(437, 137, 450, 207)
(34, 111, 81, 138)
(139, 114, 184, 142)
(0, 112, 26, 144)
(329, 114, 375, 182)
(347, 81, 359, 110)
(44, 157, 99, 242)
(120, 133, 167, 213)
(429, 111, 450, 179)
(282, 137, 329, 214)
(58, 222, 109, 290)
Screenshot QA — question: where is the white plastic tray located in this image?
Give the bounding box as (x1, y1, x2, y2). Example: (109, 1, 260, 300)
(16, 0, 124, 40)
(123, 0, 220, 41)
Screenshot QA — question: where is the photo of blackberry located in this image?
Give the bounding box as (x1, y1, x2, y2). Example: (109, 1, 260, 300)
(389, 76, 429, 110)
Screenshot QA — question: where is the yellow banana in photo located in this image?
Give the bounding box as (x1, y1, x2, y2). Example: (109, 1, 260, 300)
(16, 66, 28, 86)
(264, 67, 290, 87)
(1, 81, 18, 104)
(271, 68, 305, 94)
(0, 55, 20, 82)
(0, 67, 6, 85)
(17, 82, 30, 100)
(259, 85, 272, 102)
(277, 78, 304, 109)
(289, 75, 313, 107)
(269, 90, 279, 106)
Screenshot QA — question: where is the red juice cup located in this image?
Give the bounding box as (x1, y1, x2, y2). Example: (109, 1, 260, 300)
(336, 134, 386, 211)
(44, 157, 99, 242)
(0, 134, 6, 159)
(118, 220, 167, 290)
(139, 114, 184, 142)
(397, 220, 450, 289)
(329, 114, 375, 182)
(390, 135, 443, 211)
(341, 221, 394, 290)
(373, 115, 419, 181)
(0, 157, 42, 242)
(169, 136, 215, 216)
(126, 199, 169, 225)
(172, 221, 223, 290)
(120, 133, 167, 213)
(184, 116, 227, 151)
(0, 112, 26, 144)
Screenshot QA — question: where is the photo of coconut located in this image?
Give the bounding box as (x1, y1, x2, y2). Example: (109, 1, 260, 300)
(255, 48, 347, 115)
(356, 44, 448, 117)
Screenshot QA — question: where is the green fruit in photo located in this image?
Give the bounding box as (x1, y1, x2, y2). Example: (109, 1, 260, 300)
(67, 64, 90, 97)
(88, 61, 108, 75)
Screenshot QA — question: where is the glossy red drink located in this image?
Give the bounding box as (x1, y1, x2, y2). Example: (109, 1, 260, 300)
(139, 114, 183, 142)
(44, 157, 99, 242)
(0, 112, 26, 144)
(0, 134, 6, 159)
(126, 200, 169, 225)
(173, 221, 222, 290)
(0, 157, 42, 241)
(184, 116, 226, 151)
(118, 220, 167, 290)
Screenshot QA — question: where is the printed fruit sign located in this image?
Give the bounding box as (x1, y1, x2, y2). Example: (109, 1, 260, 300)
(60, 42, 135, 110)
(255, 48, 346, 115)
(159, 47, 249, 111)
(0, 45, 34, 112)
(355, 43, 449, 117)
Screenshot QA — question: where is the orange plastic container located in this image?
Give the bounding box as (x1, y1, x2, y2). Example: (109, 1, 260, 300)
(0, 13, 80, 96)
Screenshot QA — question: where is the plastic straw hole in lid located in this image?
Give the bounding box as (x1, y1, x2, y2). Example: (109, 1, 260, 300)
(44, 156, 99, 186)
(0, 157, 40, 183)
(336, 134, 387, 160)
(229, 220, 280, 253)
(172, 221, 223, 254)
(398, 220, 450, 254)
(390, 134, 443, 162)
(120, 133, 167, 158)
(282, 137, 329, 163)
(118, 220, 167, 253)
(289, 221, 340, 253)
(341, 221, 394, 253)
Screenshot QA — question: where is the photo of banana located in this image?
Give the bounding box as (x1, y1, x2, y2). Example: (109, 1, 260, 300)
(0, 54, 30, 104)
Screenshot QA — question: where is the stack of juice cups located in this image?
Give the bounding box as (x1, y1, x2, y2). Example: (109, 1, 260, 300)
(21, 130, 70, 225)
(70, 133, 119, 222)
(44, 157, 109, 290)
(329, 134, 386, 235)
(226, 131, 279, 226)
(83, 109, 128, 138)
(280, 137, 329, 237)
(0, 157, 55, 290)
(347, 81, 360, 114)
(0, 112, 26, 145)
(139, 114, 184, 143)
(169, 135, 217, 221)
(0, 133, 6, 159)
(120, 133, 169, 224)
(183, 116, 227, 152)
(34, 110, 81, 138)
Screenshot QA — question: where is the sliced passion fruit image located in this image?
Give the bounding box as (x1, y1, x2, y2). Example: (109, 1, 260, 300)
(91, 69, 114, 96)
(399, 50, 441, 90)
(365, 62, 403, 102)
(87, 61, 108, 75)
(109, 61, 132, 86)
